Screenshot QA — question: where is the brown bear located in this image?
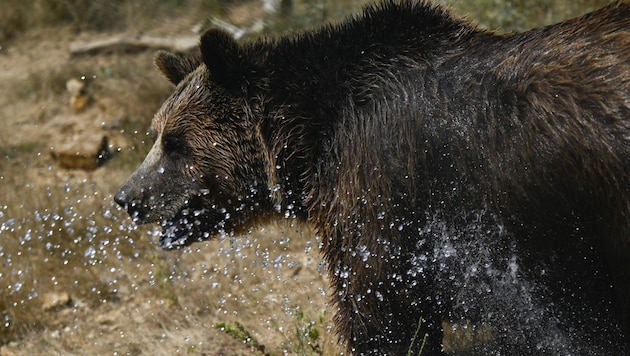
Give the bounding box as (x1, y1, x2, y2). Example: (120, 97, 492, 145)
(115, 0, 630, 354)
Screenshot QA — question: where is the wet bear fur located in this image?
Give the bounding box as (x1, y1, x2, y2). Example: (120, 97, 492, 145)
(115, 1, 630, 354)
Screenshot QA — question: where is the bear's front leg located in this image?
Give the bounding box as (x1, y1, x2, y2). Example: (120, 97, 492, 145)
(330, 259, 444, 355)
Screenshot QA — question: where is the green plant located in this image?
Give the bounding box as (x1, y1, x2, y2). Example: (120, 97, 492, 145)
(286, 308, 325, 355)
(214, 308, 327, 356)
(213, 321, 270, 355)
(407, 316, 428, 356)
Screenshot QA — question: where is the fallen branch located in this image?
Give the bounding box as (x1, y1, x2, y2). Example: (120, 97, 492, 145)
(70, 34, 199, 55)
(70, 17, 265, 56)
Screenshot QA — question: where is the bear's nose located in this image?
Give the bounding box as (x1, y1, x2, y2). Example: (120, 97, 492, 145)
(114, 187, 137, 215)
(114, 184, 156, 223)
(114, 188, 129, 209)
(114, 187, 146, 220)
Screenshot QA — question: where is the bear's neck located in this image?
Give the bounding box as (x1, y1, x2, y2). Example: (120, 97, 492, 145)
(255, 1, 484, 216)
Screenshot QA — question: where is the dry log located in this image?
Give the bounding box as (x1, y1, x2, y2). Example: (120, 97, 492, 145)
(70, 35, 199, 55)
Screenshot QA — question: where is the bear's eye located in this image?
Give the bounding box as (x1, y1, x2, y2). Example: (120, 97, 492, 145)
(161, 133, 187, 154)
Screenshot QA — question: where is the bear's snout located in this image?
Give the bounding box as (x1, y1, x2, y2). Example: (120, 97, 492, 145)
(114, 184, 144, 220)
(114, 181, 159, 224)
(113, 186, 132, 211)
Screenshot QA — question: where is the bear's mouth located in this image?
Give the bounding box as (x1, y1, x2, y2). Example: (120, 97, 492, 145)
(157, 196, 227, 249)
(159, 208, 205, 249)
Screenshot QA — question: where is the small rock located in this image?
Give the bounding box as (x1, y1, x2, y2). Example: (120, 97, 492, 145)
(50, 135, 112, 170)
(0, 346, 16, 356)
(66, 78, 91, 112)
(96, 310, 122, 332)
(96, 311, 117, 325)
(42, 291, 72, 311)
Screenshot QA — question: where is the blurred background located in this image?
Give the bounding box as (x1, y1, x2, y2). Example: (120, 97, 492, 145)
(0, 0, 611, 354)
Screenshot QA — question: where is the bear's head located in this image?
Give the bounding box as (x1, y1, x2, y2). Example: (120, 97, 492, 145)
(115, 29, 273, 248)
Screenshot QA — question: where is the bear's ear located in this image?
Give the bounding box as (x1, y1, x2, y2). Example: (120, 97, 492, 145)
(200, 28, 252, 92)
(154, 50, 201, 85)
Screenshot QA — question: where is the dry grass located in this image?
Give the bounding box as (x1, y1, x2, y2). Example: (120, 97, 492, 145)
(438, 0, 611, 32)
(0, 136, 341, 354)
(0, 0, 233, 41)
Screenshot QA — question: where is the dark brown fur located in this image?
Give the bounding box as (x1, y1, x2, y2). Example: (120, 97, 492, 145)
(116, 1, 630, 354)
